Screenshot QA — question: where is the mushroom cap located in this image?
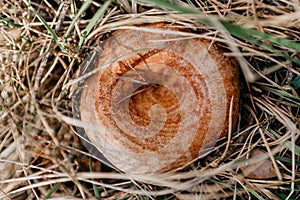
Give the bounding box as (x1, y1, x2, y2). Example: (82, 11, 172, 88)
(73, 23, 240, 174)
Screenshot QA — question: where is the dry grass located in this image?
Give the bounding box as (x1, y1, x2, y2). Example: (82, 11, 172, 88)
(0, 0, 299, 199)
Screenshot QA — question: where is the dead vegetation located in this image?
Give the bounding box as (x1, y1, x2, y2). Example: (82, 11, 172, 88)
(0, 0, 299, 199)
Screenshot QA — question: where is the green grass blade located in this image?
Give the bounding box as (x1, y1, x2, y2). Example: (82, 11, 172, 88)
(0, 17, 22, 28)
(217, 20, 300, 65)
(133, 183, 150, 200)
(218, 20, 300, 51)
(77, 0, 112, 50)
(292, 76, 300, 90)
(275, 156, 300, 166)
(139, 0, 300, 66)
(22, 0, 59, 42)
(270, 129, 300, 156)
(44, 182, 60, 199)
(22, 0, 72, 54)
(63, 0, 93, 47)
(139, 0, 199, 14)
(185, 0, 196, 8)
(89, 157, 101, 199)
(258, 85, 300, 106)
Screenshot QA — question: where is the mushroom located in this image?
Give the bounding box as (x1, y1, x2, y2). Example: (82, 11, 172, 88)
(72, 23, 240, 174)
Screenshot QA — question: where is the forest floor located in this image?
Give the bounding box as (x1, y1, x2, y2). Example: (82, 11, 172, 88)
(0, 0, 299, 199)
